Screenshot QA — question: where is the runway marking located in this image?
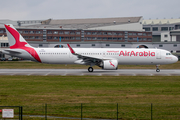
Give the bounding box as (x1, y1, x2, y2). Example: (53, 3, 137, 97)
(0, 69, 179, 76)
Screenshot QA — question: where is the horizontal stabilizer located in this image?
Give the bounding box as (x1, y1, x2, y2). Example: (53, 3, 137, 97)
(3, 49, 22, 54)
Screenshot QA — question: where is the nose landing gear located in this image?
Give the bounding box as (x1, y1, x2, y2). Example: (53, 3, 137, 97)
(156, 65, 160, 72)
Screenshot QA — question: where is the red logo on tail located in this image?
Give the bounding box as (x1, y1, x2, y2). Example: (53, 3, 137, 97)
(5, 25, 41, 62)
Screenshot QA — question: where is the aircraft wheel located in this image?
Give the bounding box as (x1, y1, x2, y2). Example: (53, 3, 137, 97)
(156, 69, 160, 72)
(88, 67, 93, 72)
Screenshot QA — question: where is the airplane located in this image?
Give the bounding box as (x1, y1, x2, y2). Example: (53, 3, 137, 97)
(2, 24, 178, 72)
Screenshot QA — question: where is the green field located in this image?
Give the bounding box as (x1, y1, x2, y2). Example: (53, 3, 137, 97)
(1, 76, 180, 105)
(0, 60, 180, 69)
(0, 76, 180, 119)
(0, 61, 179, 119)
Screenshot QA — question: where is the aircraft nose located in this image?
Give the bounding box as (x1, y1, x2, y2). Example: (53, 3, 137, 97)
(173, 56, 178, 63)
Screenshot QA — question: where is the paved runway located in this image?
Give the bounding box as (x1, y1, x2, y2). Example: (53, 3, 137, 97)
(0, 69, 179, 76)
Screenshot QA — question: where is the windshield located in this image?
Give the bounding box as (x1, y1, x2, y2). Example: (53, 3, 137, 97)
(166, 53, 172, 55)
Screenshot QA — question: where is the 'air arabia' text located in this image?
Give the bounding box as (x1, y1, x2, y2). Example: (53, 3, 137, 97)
(119, 51, 155, 57)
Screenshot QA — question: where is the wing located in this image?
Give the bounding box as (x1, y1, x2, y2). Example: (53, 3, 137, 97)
(67, 44, 111, 66)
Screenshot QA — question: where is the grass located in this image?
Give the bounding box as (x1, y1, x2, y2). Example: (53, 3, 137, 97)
(0, 60, 180, 69)
(0, 61, 179, 119)
(1, 76, 180, 105)
(0, 76, 180, 119)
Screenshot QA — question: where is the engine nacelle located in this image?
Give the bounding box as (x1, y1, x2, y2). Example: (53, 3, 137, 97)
(102, 60, 118, 70)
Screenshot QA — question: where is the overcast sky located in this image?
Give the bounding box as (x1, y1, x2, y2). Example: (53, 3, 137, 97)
(0, 0, 179, 20)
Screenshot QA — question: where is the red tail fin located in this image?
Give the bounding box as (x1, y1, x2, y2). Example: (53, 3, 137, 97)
(4, 24, 41, 62)
(4, 24, 32, 49)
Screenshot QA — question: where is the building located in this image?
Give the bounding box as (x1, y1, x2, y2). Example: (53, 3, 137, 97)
(0, 16, 152, 44)
(143, 18, 180, 42)
(0, 17, 180, 59)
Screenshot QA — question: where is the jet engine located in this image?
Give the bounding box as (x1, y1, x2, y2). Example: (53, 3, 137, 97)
(101, 60, 118, 70)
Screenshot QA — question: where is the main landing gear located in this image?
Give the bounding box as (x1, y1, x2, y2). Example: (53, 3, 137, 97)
(88, 67, 93, 72)
(156, 65, 160, 72)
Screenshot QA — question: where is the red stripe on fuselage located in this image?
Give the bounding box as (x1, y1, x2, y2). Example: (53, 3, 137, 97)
(5, 25, 41, 62)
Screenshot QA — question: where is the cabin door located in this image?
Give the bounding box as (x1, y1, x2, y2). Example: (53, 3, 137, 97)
(156, 50, 161, 59)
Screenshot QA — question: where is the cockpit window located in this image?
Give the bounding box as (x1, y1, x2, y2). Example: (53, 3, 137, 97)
(166, 53, 171, 55)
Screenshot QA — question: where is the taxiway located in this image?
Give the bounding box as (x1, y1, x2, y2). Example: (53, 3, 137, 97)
(0, 69, 179, 76)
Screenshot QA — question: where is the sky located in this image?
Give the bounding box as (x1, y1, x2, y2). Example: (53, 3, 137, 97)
(0, 0, 180, 20)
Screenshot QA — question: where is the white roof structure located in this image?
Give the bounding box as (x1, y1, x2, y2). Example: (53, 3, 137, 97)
(48, 17, 141, 24)
(0, 17, 144, 31)
(0, 19, 18, 27)
(41, 16, 143, 31)
(143, 18, 180, 25)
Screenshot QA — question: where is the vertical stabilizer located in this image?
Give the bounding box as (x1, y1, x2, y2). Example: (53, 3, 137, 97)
(4, 24, 41, 62)
(4, 24, 32, 49)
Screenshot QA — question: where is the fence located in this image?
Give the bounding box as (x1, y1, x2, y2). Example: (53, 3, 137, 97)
(1, 103, 180, 120)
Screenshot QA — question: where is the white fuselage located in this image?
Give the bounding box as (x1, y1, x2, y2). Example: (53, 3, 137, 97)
(8, 48, 178, 65)
(3, 24, 178, 72)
